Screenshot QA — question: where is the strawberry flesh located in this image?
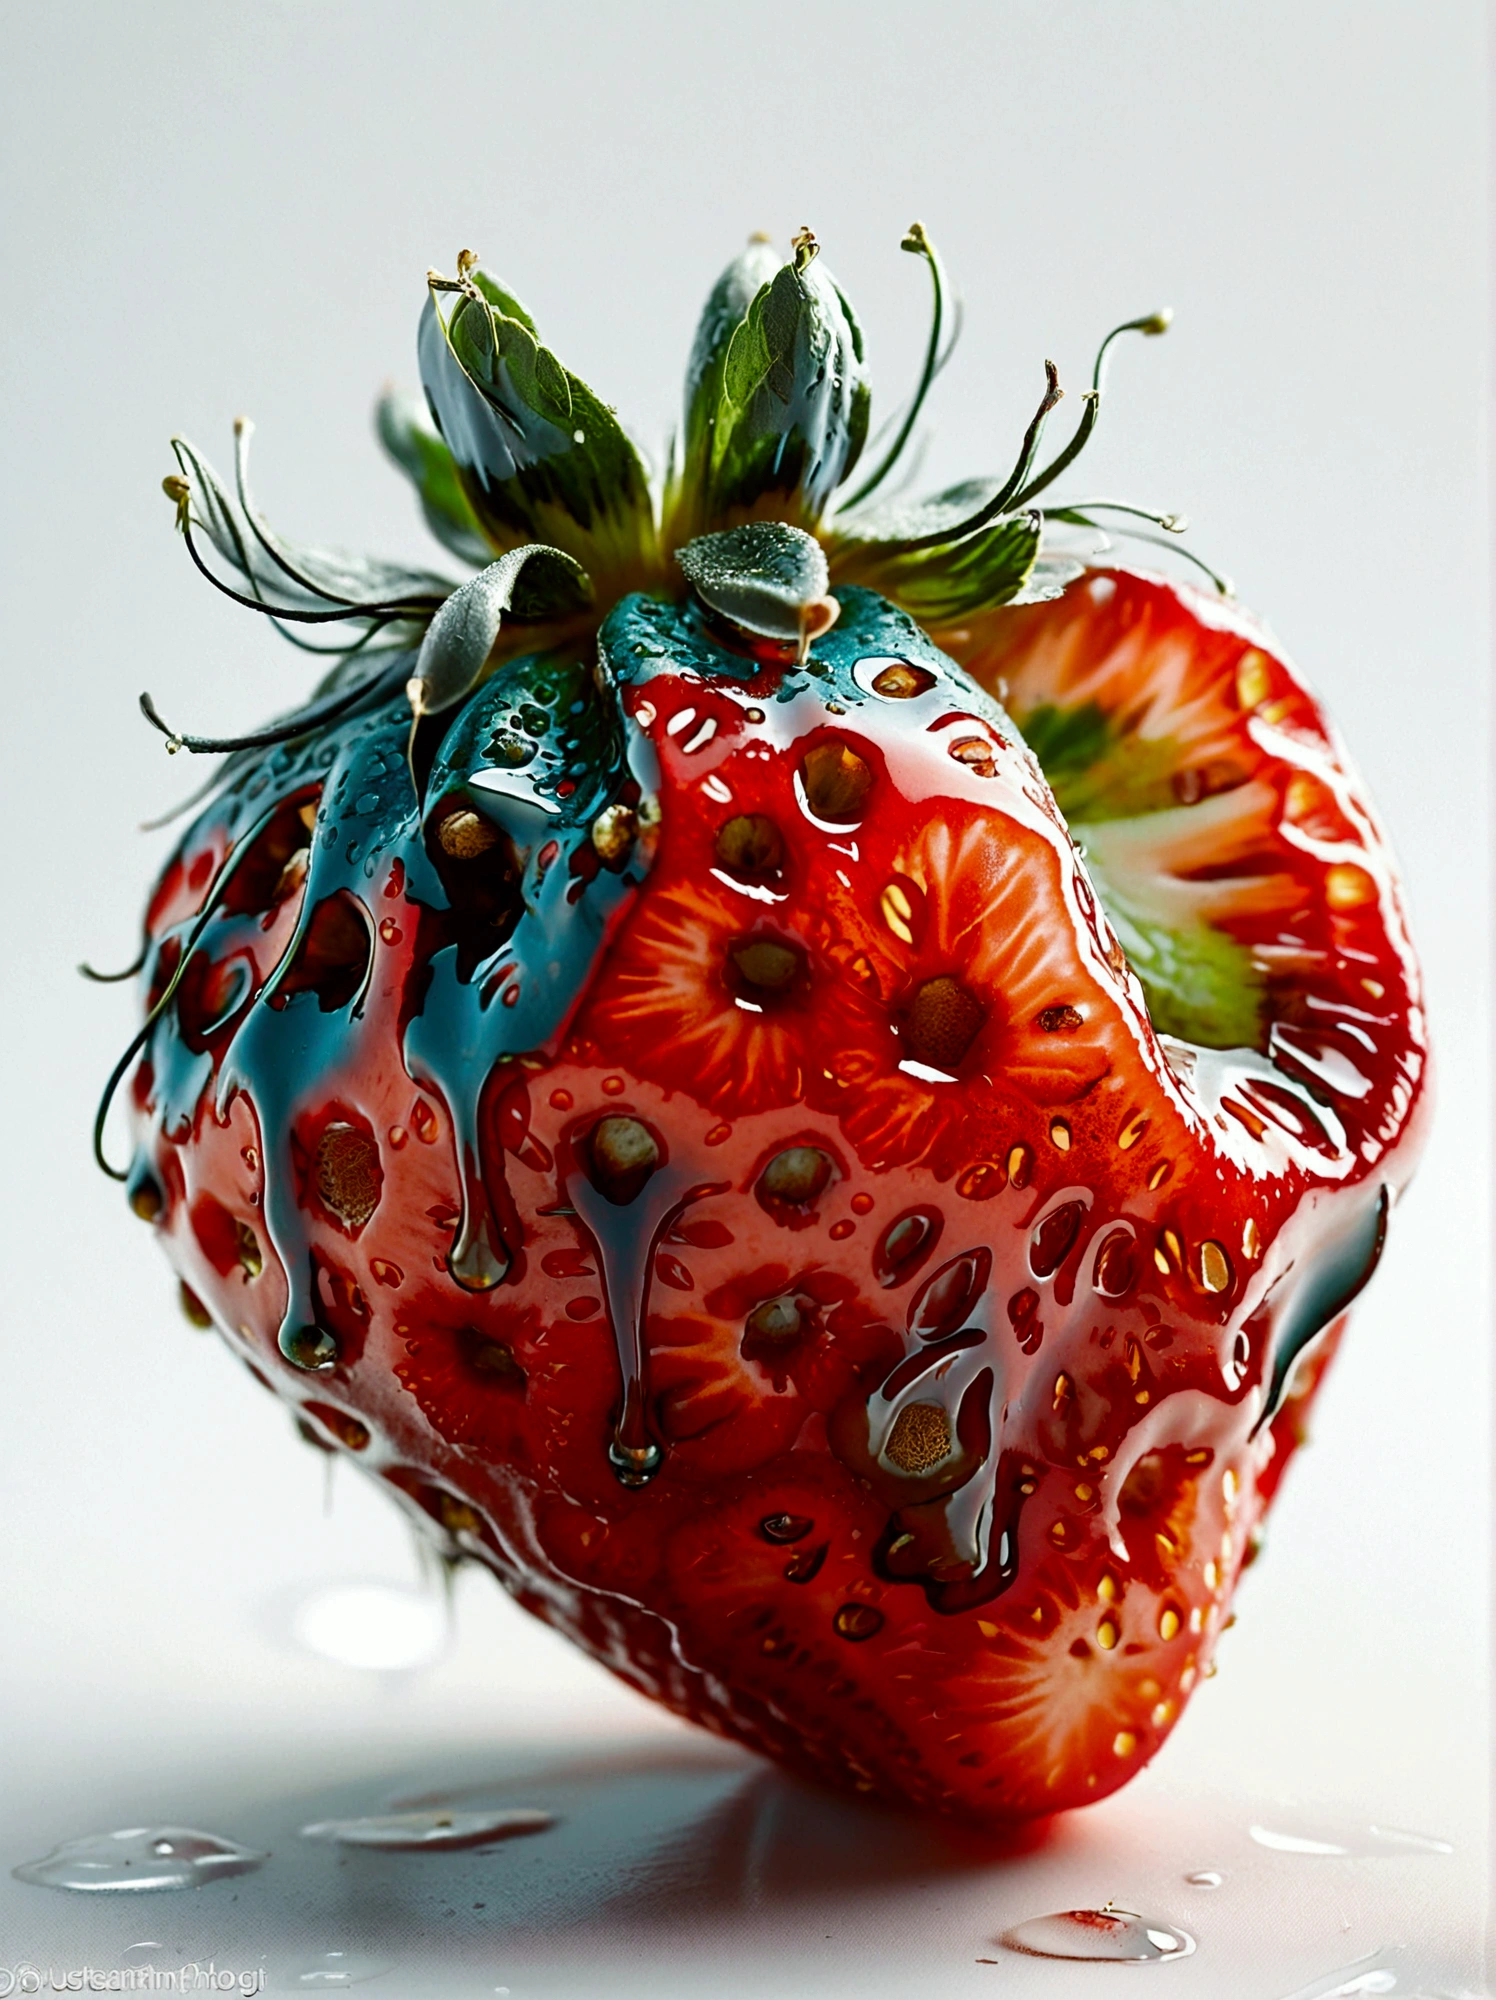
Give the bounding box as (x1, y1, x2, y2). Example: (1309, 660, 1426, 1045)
(125, 568, 1426, 1819)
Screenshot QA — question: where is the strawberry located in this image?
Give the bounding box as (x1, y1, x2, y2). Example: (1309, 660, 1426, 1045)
(99, 225, 1427, 1820)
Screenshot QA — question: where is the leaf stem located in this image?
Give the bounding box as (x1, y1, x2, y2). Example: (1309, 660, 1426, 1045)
(1011, 309, 1171, 507)
(139, 655, 411, 757)
(882, 362, 1063, 555)
(839, 222, 948, 511)
(176, 506, 444, 623)
(1045, 498, 1187, 533)
(1049, 511, 1232, 595)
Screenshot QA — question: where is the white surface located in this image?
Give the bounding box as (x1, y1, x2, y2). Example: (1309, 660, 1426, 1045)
(0, 3, 1488, 1995)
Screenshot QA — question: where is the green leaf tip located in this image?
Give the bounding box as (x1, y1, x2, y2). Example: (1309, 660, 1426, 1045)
(670, 230, 870, 539)
(419, 253, 656, 590)
(408, 544, 593, 722)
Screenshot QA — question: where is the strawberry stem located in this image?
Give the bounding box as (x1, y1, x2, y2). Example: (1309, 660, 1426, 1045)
(884, 360, 1063, 554)
(1012, 309, 1171, 507)
(839, 222, 949, 512)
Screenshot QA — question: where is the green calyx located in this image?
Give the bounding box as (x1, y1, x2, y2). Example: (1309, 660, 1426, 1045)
(150, 221, 1220, 770)
(668, 226, 870, 540)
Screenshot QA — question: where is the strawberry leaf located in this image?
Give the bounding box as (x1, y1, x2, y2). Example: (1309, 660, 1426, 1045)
(169, 434, 453, 629)
(673, 235, 870, 535)
(831, 502, 1042, 622)
(410, 546, 593, 717)
(677, 522, 833, 644)
(678, 237, 780, 488)
(376, 389, 493, 567)
(419, 267, 656, 586)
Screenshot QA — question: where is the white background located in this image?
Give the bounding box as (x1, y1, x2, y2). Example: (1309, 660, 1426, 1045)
(0, 4, 1488, 1994)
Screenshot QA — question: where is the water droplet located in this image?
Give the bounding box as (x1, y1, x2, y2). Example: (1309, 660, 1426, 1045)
(829, 1218, 855, 1240)
(760, 1512, 813, 1543)
(1001, 1908, 1195, 1962)
(833, 1603, 884, 1642)
(296, 1950, 393, 1987)
(784, 1541, 828, 1583)
(1030, 1201, 1084, 1279)
(300, 1807, 553, 1850)
(874, 1208, 942, 1286)
(280, 1323, 339, 1372)
(128, 1168, 165, 1222)
(13, 1826, 266, 1893)
(907, 1247, 992, 1340)
(850, 1191, 874, 1215)
(1185, 1868, 1223, 1887)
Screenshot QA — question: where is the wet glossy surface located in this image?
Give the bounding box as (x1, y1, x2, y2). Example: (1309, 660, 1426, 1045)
(0, 1699, 1482, 1997)
(116, 572, 1431, 1825)
(1000, 1904, 1196, 1960)
(13, 1827, 267, 1895)
(299, 1808, 554, 1850)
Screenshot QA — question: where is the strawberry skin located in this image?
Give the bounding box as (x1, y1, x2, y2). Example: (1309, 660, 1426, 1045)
(107, 234, 1427, 1820)
(120, 569, 1424, 1819)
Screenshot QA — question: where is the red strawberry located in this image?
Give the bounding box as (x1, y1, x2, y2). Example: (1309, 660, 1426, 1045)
(101, 228, 1426, 1820)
